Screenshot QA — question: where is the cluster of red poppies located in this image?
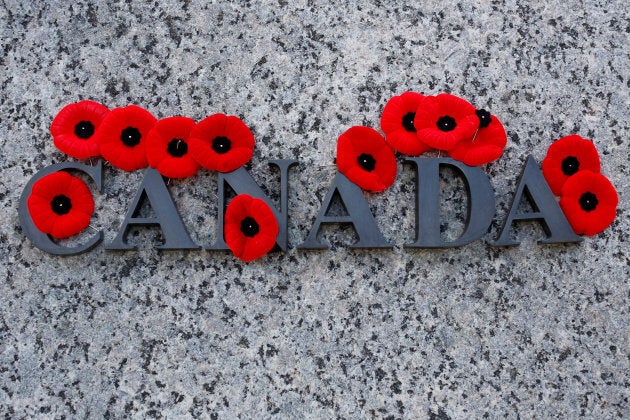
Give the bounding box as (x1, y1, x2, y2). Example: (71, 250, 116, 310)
(50, 100, 256, 177)
(542, 135, 618, 236)
(336, 92, 508, 191)
(27, 100, 279, 261)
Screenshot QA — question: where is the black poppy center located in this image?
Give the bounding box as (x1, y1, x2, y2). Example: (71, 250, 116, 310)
(240, 216, 260, 237)
(357, 153, 376, 172)
(561, 156, 580, 176)
(120, 127, 141, 147)
(402, 112, 416, 132)
(436, 115, 456, 132)
(475, 109, 492, 128)
(51, 194, 72, 215)
(579, 192, 598, 212)
(212, 136, 232, 154)
(167, 138, 188, 157)
(74, 120, 95, 139)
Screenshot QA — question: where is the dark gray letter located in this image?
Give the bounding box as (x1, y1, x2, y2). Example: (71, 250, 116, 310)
(298, 173, 392, 249)
(405, 157, 495, 248)
(493, 155, 581, 246)
(106, 168, 198, 250)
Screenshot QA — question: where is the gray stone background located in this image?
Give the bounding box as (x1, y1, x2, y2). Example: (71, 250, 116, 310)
(1, 0, 628, 418)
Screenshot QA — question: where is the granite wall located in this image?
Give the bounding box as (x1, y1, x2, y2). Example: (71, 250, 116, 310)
(1, 0, 628, 418)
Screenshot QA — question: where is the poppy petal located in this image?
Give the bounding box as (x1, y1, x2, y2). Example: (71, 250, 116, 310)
(336, 126, 397, 192)
(51, 100, 110, 159)
(542, 134, 601, 195)
(50, 211, 91, 239)
(225, 223, 247, 257)
(27, 195, 58, 233)
(67, 175, 96, 216)
(559, 171, 617, 236)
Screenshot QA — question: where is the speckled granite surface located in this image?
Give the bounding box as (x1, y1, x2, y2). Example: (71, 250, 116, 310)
(1, 1, 628, 418)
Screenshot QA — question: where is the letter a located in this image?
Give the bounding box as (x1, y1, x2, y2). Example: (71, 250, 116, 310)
(494, 155, 581, 246)
(106, 168, 198, 250)
(298, 173, 392, 249)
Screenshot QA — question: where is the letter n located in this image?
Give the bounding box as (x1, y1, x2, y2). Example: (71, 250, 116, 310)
(208, 160, 298, 251)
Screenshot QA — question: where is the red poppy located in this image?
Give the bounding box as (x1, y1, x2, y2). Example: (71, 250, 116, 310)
(145, 116, 199, 178)
(541, 134, 600, 195)
(413, 93, 478, 151)
(95, 105, 157, 171)
(26, 171, 94, 239)
(50, 100, 110, 159)
(224, 194, 278, 262)
(188, 114, 255, 173)
(380, 91, 432, 156)
(336, 126, 396, 192)
(449, 111, 508, 166)
(559, 171, 617, 236)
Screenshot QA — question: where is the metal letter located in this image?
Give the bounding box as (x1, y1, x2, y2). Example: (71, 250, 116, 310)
(297, 172, 392, 249)
(405, 157, 496, 248)
(106, 168, 198, 250)
(18, 161, 103, 255)
(493, 155, 581, 246)
(208, 159, 298, 251)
